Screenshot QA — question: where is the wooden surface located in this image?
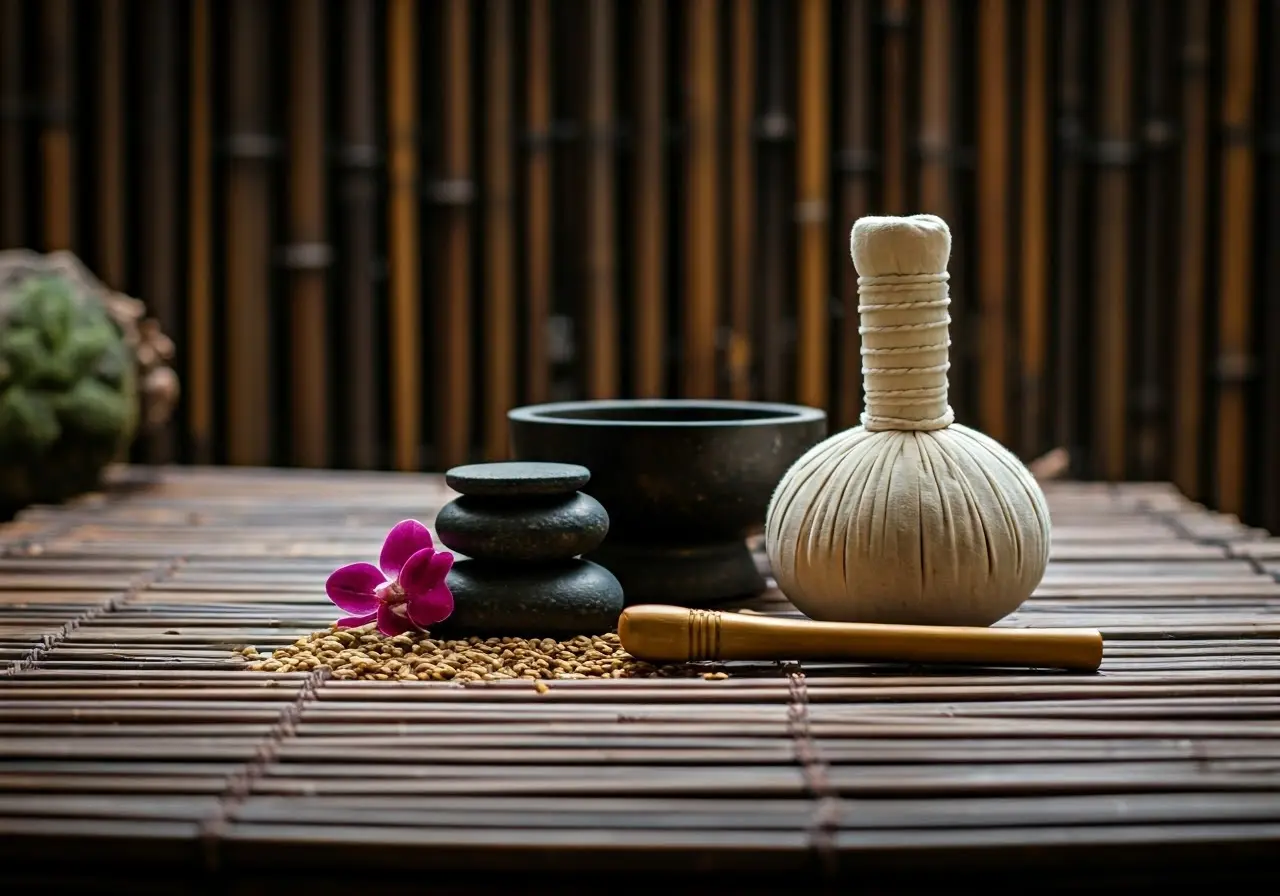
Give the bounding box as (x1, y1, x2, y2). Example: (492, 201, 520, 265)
(2, 467, 1280, 891)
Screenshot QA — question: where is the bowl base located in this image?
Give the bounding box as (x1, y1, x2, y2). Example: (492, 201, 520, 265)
(587, 539, 767, 607)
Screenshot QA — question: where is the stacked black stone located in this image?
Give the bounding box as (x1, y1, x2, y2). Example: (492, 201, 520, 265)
(433, 461, 625, 637)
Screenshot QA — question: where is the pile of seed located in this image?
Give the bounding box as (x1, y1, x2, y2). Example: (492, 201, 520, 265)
(240, 623, 729, 685)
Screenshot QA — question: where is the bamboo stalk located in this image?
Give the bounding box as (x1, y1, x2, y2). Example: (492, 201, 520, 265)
(918, 0, 951, 218)
(757, 0, 789, 402)
(584, 0, 619, 401)
(387, 0, 421, 472)
(286, 0, 330, 469)
(881, 0, 909, 214)
(1094, 0, 1133, 481)
(40, 0, 73, 251)
(1135, 0, 1174, 481)
(1172, 0, 1211, 503)
(684, 0, 719, 399)
(1263, 0, 1280, 533)
(187, 0, 214, 464)
(795, 0, 829, 412)
(140, 0, 179, 465)
(918, 0, 960, 410)
(838, 0, 874, 430)
(1018, 0, 1048, 461)
(438, 0, 473, 469)
(633, 0, 665, 399)
(525, 0, 553, 405)
(1213, 0, 1254, 517)
(339, 0, 379, 470)
(727, 0, 755, 401)
(1214, 0, 1258, 518)
(1053, 0, 1085, 459)
(0, 0, 24, 248)
(976, 0, 1009, 444)
(943, 0, 969, 423)
(96, 0, 125, 287)
(224, 0, 275, 466)
(483, 0, 516, 457)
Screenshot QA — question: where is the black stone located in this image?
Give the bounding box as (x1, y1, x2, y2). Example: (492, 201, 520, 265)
(436, 558, 625, 637)
(434, 492, 609, 563)
(445, 461, 591, 497)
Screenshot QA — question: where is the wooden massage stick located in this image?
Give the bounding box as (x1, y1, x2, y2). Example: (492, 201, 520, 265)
(618, 604, 1104, 672)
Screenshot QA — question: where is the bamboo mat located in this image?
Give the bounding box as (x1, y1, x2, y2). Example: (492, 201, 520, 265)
(2, 465, 1279, 892)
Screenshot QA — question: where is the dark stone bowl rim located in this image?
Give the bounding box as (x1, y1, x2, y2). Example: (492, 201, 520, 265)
(507, 398, 827, 428)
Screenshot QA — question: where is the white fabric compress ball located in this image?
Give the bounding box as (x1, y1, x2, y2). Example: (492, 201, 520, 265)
(765, 423, 1051, 626)
(765, 214, 1051, 627)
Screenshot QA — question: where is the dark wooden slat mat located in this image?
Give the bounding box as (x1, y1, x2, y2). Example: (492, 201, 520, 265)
(2, 466, 1279, 892)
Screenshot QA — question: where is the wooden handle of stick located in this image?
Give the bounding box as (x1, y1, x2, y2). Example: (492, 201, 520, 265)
(618, 605, 1104, 672)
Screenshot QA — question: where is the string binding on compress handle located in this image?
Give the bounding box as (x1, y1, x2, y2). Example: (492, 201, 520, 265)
(858, 271, 954, 431)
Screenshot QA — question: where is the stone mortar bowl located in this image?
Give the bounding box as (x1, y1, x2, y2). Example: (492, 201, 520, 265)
(507, 399, 828, 606)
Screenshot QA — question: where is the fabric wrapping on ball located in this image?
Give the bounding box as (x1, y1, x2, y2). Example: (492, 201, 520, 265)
(765, 424, 1051, 626)
(852, 213, 954, 432)
(764, 213, 1052, 627)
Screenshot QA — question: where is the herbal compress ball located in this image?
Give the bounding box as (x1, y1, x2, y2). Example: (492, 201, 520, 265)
(0, 273, 138, 510)
(765, 215, 1050, 627)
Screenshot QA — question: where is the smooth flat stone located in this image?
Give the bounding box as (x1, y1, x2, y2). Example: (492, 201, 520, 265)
(437, 558, 625, 637)
(434, 492, 609, 563)
(445, 461, 591, 497)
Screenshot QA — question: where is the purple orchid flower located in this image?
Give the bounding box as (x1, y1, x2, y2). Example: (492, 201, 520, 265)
(325, 520, 454, 636)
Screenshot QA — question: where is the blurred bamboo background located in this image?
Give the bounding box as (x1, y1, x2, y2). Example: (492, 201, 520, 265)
(0, 0, 1278, 532)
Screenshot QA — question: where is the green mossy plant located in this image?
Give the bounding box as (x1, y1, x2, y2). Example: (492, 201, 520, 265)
(0, 273, 139, 514)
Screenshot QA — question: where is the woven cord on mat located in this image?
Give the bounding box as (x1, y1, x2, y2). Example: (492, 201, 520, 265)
(2, 555, 181, 676)
(200, 664, 331, 871)
(783, 660, 840, 877)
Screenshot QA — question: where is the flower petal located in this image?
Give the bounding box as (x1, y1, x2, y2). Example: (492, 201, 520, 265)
(325, 562, 385, 615)
(407, 582, 454, 629)
(376, 603, 419, 637)
(399, 547, 453, 596)
(379, 520, 434, 579)
(335, 611, 378, 629)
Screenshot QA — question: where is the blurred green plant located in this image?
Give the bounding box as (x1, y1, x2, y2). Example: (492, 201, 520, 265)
(0, 272, 139, 512)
